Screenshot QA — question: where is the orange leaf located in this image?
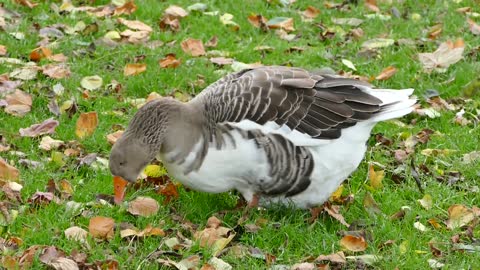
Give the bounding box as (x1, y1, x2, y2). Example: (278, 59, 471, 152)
(124, 63, 147, 76)
(114, 1, 137, 16)
(106, 130, 124, 145)
(14, 0, 38, 8)
(248, 14, 268, 30)
(159, 54, 181, 68)
(0, 157, 20, 182)
(30, 47, 52, 62)
(75, 112, 98, 139)
(375, 66, 397, 81)
(158, 181, 179, 204)
(113, 175, 128, 205)
(340, 235, 367, 252)
(365, 0, 379, 13)
(368, 164, 384, 189)
(302, 6, 320, 19)
(89, 216, 115, 240)
(0, 45, 6, 56)
(181, 38, 206, 57)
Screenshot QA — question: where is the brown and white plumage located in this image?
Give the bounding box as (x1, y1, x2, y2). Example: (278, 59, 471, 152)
(109, 66, 416, 208)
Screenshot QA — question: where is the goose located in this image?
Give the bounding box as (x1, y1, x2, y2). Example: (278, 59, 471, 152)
(109, 66, 416, 208)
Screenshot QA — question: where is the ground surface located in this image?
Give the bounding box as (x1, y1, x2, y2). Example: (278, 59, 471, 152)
(0, 0, 480, 269)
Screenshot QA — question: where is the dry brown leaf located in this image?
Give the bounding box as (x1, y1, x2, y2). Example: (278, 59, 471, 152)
(48, 53, 68, 62)
(428, 24, 443, 39)
(324, 204, 349, 227)
(114, 1, 137, 16)
(316, 251, 347, 264)
(30, 47, 52, 62)
(181, 38, 206, 57)
(365, 0, 379, 13)
(368, 164, 384, 190)
(120, 29, 150, 43)
(42, 64, 71, 79)
(15, 0, 38, 8)
(19, 118, 59, 137)
(106, 130, 124, 145)
(124, 63, 146, 76)
(248, 14, 268, 30)
(0, 157, 20, 182)
(266, 17, 295, 32)
(89, 216, 115, 240)
(0, 45, 6, 56)
(117, 18, 152, 32)
(127, 196, 159, 217)
(158, 182, 179, 204)
(5, 89, 32, 117)
(445, 204, 475, 230)
(159, 15, 180, 32)
(418, 39, 465, 73)
(120, 224, 165, 238)
(210, 57, 234, 66)
(75, 112, 98, 139)
(302, 6, 320, 19)
(164, 5, 188, 18)
(205, 36, 218, 47)
(340, 235, 367, 252)
(375, 66, 397, 80)
(159, 54, 181, 68)
(467, 18, 480, 35)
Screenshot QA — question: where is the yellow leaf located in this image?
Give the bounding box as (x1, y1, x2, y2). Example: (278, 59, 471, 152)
(417, 194, 433, 210)
(329, 184, 344, 202)
(368, 164, 384, 190)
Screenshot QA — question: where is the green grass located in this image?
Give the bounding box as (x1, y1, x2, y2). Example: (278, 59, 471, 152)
(1, 0, 480, 269)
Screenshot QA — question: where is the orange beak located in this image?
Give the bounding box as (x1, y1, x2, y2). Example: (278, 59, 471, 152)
(113, 175, 129, 204)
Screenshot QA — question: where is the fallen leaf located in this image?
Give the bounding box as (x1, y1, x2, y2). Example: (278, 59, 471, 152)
(28, 191, 55, 205)
(80, 75, 103, 90)
(445, 204, 475, 230)
(375, 66, 397, 80)
(106, 130, 124, 145)
(413, 221, 428, 232)
(365, 0, 379, 13)
(113, 1, 137, 16)
(64, 226, 88, 244)
(9, 65, 38, 81)
(120, 224, 165, 238)
(368, 164, 384, 190)
(341, 59, 357, 71)
(248, 14, 268, 30)
(210, 57, 234, 66)
(42, 64, 71, 79)
(418, 39, 465, 73)
(120, 29, 150, 43)
(4, 89, 32, 117)
(159, 53, 181, 68)
(219, 13, 239, 31)
(89, 216, 115, 240)
(418, 194, 433, 210)
(165, 5, 188, 18)
(420, 148, 456, 157)
(462, 151, 480, 164)
(159, 15, 181, 32)
(266, 17, 295, 32)
(340, 235, 367, 252)
(187, 3, 208, 12)
(302, 6, 320, 19)
(19, 118, 59, 137)
(332, 18, 364, 27)
(75, 112, 98, 139)
(0, 157, 20, 182)
(30, 47, 51, 61)
(117, 18, 152, 32)
(467, 18, 480, 35)
(428, 24, 443, 39)
(181, 38, 206, 57)
(361, 38, 395, 49)
(324, 203, 349, 227)
(0, 45, 7, 56)
(363, 192, 382, 215)
(428, 218, 443, 229)
(124, 63, 146, 76)
(158, 181, 179, 204)
(39, 136, 64, 150)
(315, 251, 347, 264)
(127, 196, 159, 217)
(428, 259, 445, 269)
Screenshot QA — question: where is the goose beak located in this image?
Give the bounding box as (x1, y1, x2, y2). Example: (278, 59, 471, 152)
(113, 175, 129, 204)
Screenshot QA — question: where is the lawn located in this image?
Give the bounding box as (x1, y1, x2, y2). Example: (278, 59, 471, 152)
(1, 0, 479, 269)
